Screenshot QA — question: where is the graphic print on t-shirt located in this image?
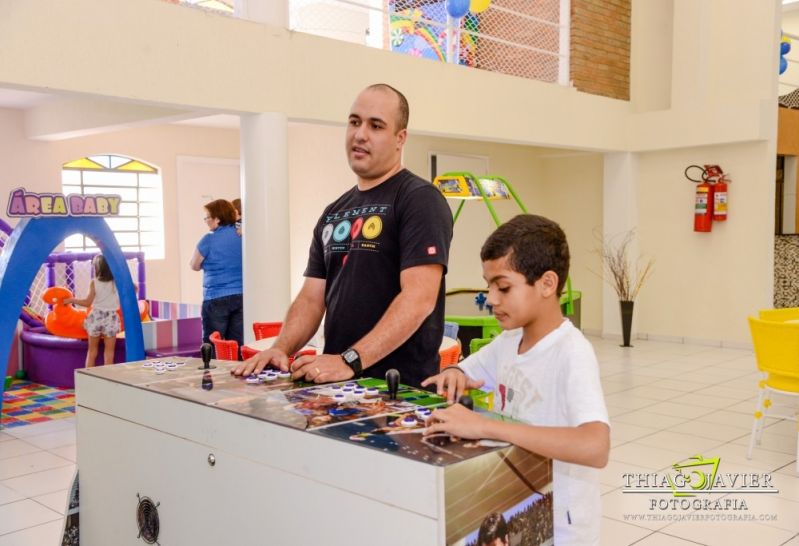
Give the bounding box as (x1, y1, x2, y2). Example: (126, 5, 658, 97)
(497, 364, 542, 420)
(362, 215, 383, 239)
(322, 205, 390, 255)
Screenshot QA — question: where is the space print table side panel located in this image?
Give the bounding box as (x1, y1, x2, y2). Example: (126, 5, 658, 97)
(76, 372, 441, 518)
(78, 408, 440, 546)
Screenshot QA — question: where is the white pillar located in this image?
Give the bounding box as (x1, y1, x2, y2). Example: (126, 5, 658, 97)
(234, 0, 288, 27)
(240, 113, 290, 343)
(602, 152, 639, 340)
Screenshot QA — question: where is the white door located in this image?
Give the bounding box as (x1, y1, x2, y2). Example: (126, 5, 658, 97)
(176, 156, 240, 304)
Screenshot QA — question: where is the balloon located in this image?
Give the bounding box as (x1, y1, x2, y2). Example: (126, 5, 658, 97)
(781, 56, 788, 75)
(446, 0, 470, 18)
(782, 41, 792, 55)
(470, 0, 491, 13)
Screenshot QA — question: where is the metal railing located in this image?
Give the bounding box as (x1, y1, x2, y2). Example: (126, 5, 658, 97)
(164, 0, 569, 85)
(289, 0, 569, 85)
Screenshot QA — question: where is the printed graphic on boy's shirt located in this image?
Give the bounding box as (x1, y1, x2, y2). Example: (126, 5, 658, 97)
(497, 366, 541, 420)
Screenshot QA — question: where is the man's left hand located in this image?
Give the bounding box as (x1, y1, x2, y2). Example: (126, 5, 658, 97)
(291, 353, 354, 384)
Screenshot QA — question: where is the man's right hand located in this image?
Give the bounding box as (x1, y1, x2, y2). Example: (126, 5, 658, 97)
(421, 368, 485, 405)
(231, 348, 290, 376)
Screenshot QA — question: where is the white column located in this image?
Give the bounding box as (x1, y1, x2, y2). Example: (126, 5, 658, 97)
(240, 113, 290, 343)
(234, 0, 288, 27)
(602, 152, 639, 340)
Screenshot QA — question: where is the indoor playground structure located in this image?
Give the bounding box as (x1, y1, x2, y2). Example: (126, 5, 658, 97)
(0, 217, 146, 393)
(433, 171, 581, 355)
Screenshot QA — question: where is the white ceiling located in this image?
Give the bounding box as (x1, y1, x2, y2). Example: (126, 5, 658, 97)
(172, 114, 240, 129)
(0, 88, 54, 109)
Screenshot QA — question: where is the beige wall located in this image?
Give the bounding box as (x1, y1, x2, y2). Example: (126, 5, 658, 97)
(538, 154, 604, 333)
(636, 142, 774, 345)
(0, 108, 239, 301)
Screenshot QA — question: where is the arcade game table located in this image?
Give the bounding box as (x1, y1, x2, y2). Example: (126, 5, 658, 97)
(75, 356, 553, 545)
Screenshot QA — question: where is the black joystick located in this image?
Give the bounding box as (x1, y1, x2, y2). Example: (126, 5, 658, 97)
(199, 343, 216, 370)
(458, 394, 474, 411)
(385, 369, 400, 400)
(201, 371, 214, 391)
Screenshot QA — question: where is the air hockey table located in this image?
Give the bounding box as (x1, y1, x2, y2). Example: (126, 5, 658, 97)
(76, 357, 553, 545)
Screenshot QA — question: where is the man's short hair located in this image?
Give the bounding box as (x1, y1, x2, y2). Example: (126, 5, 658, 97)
(366, 83, 409, 132)
(477, 512, 509, 546)
(480, 214, 571, 296)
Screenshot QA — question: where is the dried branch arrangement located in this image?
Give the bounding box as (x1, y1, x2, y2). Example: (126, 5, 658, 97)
(594, 229, 654, 302)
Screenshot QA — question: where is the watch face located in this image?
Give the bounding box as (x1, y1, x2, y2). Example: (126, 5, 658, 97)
(343, 349, 358, 363)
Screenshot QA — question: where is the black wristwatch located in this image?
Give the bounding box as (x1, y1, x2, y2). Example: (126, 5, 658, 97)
(340, 347, 363, 377)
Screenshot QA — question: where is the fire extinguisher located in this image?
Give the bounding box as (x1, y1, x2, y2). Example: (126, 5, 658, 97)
(686, 165, 714, 232)
(712, 174, 729, 222)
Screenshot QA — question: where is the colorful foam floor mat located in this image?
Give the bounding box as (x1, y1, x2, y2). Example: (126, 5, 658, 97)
(1, 381, 75, 429)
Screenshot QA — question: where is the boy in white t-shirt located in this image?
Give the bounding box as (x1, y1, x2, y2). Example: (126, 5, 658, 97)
(422, 214, 610, 546)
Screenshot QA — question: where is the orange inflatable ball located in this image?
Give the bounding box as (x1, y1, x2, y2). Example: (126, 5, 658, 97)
(42, 286, 89, 340)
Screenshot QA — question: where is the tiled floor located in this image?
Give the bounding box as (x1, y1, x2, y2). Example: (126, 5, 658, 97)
(0, 336, 797, 545)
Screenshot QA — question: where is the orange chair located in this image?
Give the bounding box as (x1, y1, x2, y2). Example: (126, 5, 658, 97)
(439, 341, 461, 371)
(209, 331, 239, 361)
(253, 322, 282, 341)
(241, 345, 259, 361)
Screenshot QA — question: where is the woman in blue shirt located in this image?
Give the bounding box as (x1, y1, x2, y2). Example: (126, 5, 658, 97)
(190, 199, 243, 357)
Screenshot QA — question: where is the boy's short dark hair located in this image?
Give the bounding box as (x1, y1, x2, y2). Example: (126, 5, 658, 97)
(477, 512, 508, 546)
(480, 214, 570, 296)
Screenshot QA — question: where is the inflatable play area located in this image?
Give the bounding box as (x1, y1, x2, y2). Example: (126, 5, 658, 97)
(0, 216, 203, 392)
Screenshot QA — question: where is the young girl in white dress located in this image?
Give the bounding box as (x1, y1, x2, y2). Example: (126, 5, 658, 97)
(65, 255, 120, 367)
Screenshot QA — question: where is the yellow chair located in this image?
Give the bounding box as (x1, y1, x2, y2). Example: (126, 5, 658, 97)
(759, 308, 799, 322)
(747, 317, 799, 469)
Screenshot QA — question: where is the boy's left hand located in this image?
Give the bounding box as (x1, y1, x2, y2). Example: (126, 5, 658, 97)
(423, 404, 487, 440)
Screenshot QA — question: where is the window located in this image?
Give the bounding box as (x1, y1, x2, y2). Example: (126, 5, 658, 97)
(62, 155, 165, 259)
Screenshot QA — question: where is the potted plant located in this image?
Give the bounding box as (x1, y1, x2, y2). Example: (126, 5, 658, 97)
(594, 230, 654, 347)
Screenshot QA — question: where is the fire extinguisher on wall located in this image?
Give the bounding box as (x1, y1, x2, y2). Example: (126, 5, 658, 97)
(686, 164, 729, 232)
(712, 173, 729, 222)
(686, 165, 714, 232)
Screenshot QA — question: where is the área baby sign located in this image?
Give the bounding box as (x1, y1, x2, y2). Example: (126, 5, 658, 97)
(7, 188, 121, 217)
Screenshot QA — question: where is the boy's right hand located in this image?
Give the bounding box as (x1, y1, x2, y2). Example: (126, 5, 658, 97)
(421, 368, 484, 405)
(232, 348, 290, 376)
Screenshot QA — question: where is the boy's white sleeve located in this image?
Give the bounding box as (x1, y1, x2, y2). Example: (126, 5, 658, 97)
(564, 339, 609, 428)
(458, 334, 504, 392)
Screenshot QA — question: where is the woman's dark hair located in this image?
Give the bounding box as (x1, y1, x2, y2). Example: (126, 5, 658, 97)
(205, 199, 237, 226)
(231, 198, 242, 217)
(480, 214, 570, 296)
(477, 512, 508, 546)
(94, 254, 114, 282)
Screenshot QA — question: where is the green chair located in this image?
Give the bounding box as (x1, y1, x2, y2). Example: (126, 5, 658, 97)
(469, 336, 495, 355)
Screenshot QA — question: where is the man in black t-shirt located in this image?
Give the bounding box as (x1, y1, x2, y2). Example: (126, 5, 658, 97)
(233, 84, 453, 387)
